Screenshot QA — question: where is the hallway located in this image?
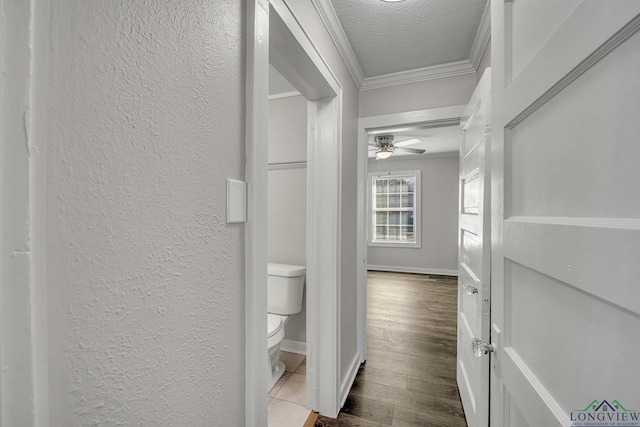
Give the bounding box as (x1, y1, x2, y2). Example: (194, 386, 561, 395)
(316, 271, 466, 427)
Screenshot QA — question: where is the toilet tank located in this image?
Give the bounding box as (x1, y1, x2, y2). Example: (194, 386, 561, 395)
(267, 263, 306, 315)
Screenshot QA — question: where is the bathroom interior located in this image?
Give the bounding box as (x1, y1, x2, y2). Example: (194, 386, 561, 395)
(266, 65, 312, 424)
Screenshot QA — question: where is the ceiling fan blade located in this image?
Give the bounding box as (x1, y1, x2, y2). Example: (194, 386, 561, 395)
(394, 146, 426, 155)
(368, 142, 379, 147)
(393, 138, 422, 147)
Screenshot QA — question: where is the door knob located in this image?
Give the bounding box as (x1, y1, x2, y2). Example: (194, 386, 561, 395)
(472, 338, 494, 357)
(465, 285, 479, 295)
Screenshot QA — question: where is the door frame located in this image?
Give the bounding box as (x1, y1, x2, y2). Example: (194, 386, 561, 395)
(246, 0, 343, 424)
(0, 0, 49, 424)
(356, 105, 466, 362)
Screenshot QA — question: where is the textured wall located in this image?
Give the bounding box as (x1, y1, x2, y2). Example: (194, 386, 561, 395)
(46, 1, 245, 424)
(367, 155, 460, 273)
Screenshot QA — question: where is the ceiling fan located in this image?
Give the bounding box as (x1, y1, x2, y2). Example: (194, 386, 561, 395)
(368, 135, 425, 159)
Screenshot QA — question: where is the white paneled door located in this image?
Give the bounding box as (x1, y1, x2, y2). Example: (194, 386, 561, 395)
(491, 1, 640, 426)
(457, 69, 491, 427)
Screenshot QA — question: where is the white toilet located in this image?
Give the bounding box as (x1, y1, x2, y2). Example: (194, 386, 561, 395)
(267, 263, 306, 391)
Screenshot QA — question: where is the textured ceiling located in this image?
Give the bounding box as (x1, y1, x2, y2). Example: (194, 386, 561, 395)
(330, 0, 487, 78)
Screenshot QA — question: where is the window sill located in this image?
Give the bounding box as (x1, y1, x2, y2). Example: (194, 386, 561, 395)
(368, 241, 422, 249)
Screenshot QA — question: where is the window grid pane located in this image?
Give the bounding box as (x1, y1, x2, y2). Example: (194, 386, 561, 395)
(372, 175, 417, 244)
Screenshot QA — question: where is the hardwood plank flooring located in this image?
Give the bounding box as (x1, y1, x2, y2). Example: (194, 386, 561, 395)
(315, 271, 467, 427)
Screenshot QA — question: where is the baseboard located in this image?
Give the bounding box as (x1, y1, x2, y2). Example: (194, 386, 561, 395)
(281, 339, 306, 355)
(367, 264, 458, 277)
(340, 353, 361, 408)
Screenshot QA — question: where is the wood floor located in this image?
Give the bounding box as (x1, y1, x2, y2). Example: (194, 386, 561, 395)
(316, 271, 467, 427)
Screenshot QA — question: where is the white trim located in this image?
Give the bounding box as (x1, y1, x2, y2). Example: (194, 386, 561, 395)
(356, 106, 466, 366)
(340, 353, 361, 407)
(469, 2, 492, 71)
(29, 0, 50, 424)
(360, 105, 466, 130)
(506, 11, 640, 129)
(248, 0, 344, 420)
(368, 151, 459, 161)
(368, 265, 459, 277)
(269, 0, 340, 101)
(305, 94, 343, 417)
(310, 0, 364, 89)
(245, 0, 270, 425)
(269, 90, 302, 100)
(502, 348, 570, 425)
(268, 161, 307, 170)
(1, 0, 50, 424)
(361, 60, 476, 91)
(506, 215, 640, 231)
(281, 339, 307, 355)
(355, 112, 368, 367)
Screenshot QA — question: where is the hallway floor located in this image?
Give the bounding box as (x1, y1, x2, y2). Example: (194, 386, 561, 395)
(316, 271, 467, 427)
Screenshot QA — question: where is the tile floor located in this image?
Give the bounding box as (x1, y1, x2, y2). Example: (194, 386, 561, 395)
(268, 351, 313, 427)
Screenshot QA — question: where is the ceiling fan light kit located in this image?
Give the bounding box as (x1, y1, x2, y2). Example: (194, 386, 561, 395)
(370, 134, 425, 159)
(375, 148, 393, 159)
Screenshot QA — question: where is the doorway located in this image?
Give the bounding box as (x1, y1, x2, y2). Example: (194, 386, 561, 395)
(266, 66, 310, 423)
(246, 0, 344, 424)
(356, 106, 466, 362)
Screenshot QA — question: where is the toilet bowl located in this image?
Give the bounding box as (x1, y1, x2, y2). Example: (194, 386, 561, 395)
(267, 313, 288, 389)
(266, 263, 305, 391)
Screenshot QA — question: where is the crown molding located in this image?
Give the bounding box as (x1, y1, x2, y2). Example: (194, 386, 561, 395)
(311, 0, 364, 88)
(309, 0, 489, 91)
(469, 1, 491, 70)
(361, 60, 476, 91)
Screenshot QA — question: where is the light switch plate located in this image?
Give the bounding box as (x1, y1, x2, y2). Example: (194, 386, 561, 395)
(226, 178, 247, 223)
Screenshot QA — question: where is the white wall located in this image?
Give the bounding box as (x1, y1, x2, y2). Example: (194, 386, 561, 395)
(359, 68, 477, 280)
(45, 1, 245, 424)
(359, 74, 477, 117)
(367, 155, 460, 275)
(268, 94, 307, 346)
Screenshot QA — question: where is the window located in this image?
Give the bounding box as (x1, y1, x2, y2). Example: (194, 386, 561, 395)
(369, 170, 421, 248)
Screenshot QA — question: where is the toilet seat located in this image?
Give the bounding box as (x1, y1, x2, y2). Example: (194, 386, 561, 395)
(267, 313, 284, 338)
